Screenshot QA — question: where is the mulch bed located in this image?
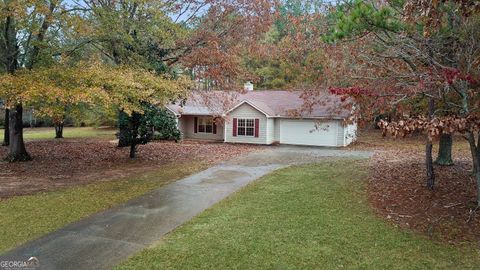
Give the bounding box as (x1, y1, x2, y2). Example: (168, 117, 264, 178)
(356, 131, 480, 245)
(0, 139, 262, 199)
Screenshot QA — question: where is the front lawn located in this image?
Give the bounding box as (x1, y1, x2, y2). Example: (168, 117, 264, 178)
(0, 138, 260, 198)
(0, 127, 116, 141)
(117, 161, 480, 269)
(0, 162, 207, 253)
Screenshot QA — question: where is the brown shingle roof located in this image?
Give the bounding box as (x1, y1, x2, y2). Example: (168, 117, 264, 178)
(167, 90, 351, 119)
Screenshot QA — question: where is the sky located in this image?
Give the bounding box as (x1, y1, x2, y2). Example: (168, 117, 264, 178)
(63, 0, 207, 23)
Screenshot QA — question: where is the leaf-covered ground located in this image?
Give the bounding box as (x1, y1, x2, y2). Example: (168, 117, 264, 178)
(350, 130, 480, 245)
(0, 138, 262, 198)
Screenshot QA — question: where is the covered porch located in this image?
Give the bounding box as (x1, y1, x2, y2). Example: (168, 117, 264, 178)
(178, 115, 225, 141)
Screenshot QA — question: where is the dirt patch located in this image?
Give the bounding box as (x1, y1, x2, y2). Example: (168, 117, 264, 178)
(354, 130, 480, 245)
(0, 139, 263, 198)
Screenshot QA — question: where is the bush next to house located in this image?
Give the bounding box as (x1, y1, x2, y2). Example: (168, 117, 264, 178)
(117, 104, 181, 158)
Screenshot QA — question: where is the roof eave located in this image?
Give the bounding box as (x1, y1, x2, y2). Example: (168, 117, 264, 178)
(225, 100, 273, 117)
(271, 115, 348, 120)
(165, 106, 181, 117)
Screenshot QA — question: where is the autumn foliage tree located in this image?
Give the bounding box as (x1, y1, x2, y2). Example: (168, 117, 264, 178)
(0, 61, 192, 159)
(179, 0, 275, 89)
(323, 0, 480, 205)
(0, 0, 95, 160)
(242, 0, 329, 89)
(0, 0, 274, 161)
(70, 0, 274, 147)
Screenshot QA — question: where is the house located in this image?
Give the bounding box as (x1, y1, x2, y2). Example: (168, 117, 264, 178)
(166, 89, 357, 147)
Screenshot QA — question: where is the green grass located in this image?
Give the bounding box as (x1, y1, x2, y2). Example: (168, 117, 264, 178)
(0, 162, 208, 253)
(117, 160, 480, 270)
(0, 127, 116, 141)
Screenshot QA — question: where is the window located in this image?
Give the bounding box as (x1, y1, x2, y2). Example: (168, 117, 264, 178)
(198, 117, 213, 133)
(238, 118, 255, 136)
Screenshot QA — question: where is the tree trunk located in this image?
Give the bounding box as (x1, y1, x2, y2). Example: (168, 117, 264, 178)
(469, 132, 479, 175)
(467, 132, 480, 206)
(128, 113, 141, 159)
(426, 139, 435, 189)
(129, 126, 138, 159)
(435, 133, 454, 166)
(55, 122, 64, 139)
(6, 104, 31, 162)
(426, 98, 435, 190)
(3, 109, 9, 146)
(118, 110, 131, 147)
(3, 7, 16, 148)
(118, 127, 131, 147)
(129, 142, 136, 159)
(476, 171, 480, 207)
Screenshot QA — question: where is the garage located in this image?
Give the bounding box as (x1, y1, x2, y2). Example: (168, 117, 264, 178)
(279, 119, 340, 147)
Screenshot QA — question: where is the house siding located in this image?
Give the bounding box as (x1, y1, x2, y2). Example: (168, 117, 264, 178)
(274, 118, 281, 142)
(179, 115, 224, 141)
(344, 122, 357, 145)
(225, 103, 269, 144)
(266, 118, 275, 144)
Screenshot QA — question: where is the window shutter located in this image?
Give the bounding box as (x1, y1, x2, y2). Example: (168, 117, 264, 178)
(213, 121, 217, 134)
(233, 118, 238, 137)
(194, 117, 198, 133)
(255, 119, 259, 138)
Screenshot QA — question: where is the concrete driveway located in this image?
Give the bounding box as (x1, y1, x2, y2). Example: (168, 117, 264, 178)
(0, 146, 372, 270)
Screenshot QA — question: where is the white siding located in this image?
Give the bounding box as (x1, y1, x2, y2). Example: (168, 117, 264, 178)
(336, 122, 345, 146)
(225, 103, 269, 144)
(179, 115, 224, 141)
(344, 122, 357, 146)
(273, 118, 281, 143)
(279, 119, 343, 147)
(266, 118, 275, 144)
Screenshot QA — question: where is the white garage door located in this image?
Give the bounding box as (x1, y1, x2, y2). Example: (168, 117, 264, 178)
(280, 119, 339, 147)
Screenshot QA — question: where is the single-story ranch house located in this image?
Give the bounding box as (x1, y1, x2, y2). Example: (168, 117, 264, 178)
(166, 90, 357, 147)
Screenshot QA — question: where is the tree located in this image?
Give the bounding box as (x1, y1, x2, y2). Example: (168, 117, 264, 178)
(78, 0, 252, 138)
(88, 64, 191, 158)
(323, 0, 480, 201)
(436, 134, 454, 166)
(146, 107, 181, 142)
(67, 0, 185, 146)
(0, 0, 273, 160)
(0, 63, 104, 145)
(118, 104, 182, 158)
(70, 0, 273, 147)
(0, 0, 86, 161)
(0, 61, 192, 158)
(322, 0, 440, 187)
(426, 97, 435, 189)
(0, 0, 17, 149)
(404, 0, 478, 168)
(242, 0, 329, 89)
(176, 0, 274, 89)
